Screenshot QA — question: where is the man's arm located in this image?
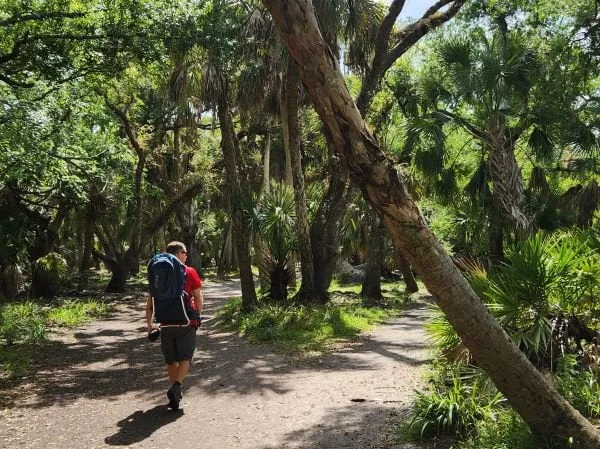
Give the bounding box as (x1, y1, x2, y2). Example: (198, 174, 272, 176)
(192, 288, 203, 316)
(145, 294, 154, 333)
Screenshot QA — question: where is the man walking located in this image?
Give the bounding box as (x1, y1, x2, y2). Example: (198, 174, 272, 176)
(146, 241, 203, 410)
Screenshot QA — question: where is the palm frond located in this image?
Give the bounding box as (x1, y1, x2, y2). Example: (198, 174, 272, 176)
(528, 128, 555, 163)
(404, 117, 447, 175)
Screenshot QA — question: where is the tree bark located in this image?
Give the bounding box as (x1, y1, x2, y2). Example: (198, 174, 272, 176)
(262, 1, 600, 446)
(79, 201, 95, 272)
(285, 59, 316, 301)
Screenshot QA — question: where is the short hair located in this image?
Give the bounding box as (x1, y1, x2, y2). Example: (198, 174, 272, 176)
(166, 241, 187, 255)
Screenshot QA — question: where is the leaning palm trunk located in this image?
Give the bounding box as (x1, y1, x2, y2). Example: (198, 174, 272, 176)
(262, 1, 600, 446)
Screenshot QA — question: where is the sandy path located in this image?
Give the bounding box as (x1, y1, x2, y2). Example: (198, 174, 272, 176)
(0, 279, 441, 449)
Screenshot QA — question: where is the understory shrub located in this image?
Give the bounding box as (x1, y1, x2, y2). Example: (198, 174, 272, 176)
(47, 300, 112, 327)
(408, 363, 504, 438)
(556, 355, 600, 419)
(0, 302, 46, 345)
(32, 252, 68, 298)
(218, 298, 391, 352)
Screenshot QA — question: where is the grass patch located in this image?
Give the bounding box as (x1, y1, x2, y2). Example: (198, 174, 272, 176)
(0, 302, 46, 346)
(47, 300, 113, 327)
(1, 299, 113, 378)
(218, 297, 396, 353)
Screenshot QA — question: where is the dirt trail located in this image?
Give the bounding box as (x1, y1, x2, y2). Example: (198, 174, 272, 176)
(0, 280, 443, 449)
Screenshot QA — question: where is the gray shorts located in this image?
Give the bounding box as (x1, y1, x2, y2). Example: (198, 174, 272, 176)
(160, 326, 196, 364)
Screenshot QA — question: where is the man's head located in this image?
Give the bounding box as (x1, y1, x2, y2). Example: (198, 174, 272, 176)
(166, 241, 188, 263)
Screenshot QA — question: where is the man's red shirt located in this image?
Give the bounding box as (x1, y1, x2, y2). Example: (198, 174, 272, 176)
(184, 266, 202, 326)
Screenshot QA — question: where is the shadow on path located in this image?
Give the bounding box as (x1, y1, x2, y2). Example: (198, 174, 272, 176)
(104, 405, 183, 446)
(0, 279, 432, 410)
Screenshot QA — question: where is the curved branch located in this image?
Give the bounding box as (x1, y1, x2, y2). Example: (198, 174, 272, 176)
(435, 109, 489, 143)
(105, 101, 144, 156)
(384, 0, 466, 72)
(141, 180, 204, 241)
(356, 0, 466, 114)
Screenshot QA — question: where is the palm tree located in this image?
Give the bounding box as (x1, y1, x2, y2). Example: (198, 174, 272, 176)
(245, 183, 298, 301)
(400, 23, 590, 261)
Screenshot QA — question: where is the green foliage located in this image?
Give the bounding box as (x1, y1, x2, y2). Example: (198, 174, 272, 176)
(455, 408, 556, 449)
(556, 355, 600, 419)
(0, 302, 46, 346)
(32, 252, 68, 298)
(408, 364, 504, 438)
(481, 232, 600, 356)
(218, 298, 390, 352)
(424, 309, 462, 355)
(417, 229, 600, 448)
(241, 183, 298, 302)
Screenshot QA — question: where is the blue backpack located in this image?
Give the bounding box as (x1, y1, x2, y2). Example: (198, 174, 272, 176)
(148, 253, 197, 324)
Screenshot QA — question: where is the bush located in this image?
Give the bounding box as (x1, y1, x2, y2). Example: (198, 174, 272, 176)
(456, 408, 556, 449)
(408, 365, 504, 438)
(32, 252, 68, 298)
(218, 299, 390, 352)
(0, 302, 46, 345)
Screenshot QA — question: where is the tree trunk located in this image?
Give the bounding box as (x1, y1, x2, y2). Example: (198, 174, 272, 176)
(310, 152, 351, 302)
(104, 250, 138, 293)
(217, 90, 258, 311)
(360, 213, 384, 302)
(255, 123, 272, 291)
(487, 138, 529, 232)
(395, 247, 418, 293)
(285, 59, 316, 301)
(218, 221, 235, 277)
(279, 68, 298, 287)
(79, 201, 95, 272)
(263, 1, 600, 446)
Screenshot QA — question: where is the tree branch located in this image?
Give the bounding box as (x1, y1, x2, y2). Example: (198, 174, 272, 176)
(356, 0, 466, 115)
(435, 109, 490, 143)
(141, 180, 204, 242)
(0, 12, 85, 27)
(384, 0, 466, 72)
(0, 73, 35, 88)
(105, 101, 145, 156)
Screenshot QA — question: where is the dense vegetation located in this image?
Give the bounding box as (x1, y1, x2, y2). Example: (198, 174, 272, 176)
(2, 1, 600, 447)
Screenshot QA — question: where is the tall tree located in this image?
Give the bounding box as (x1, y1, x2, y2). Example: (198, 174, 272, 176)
(262, 1, 600, 447)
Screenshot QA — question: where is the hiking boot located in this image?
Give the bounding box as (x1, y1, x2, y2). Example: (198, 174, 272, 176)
(167, 382, 182, 410)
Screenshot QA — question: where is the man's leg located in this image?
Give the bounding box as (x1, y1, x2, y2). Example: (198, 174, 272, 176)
(166, 327, 196, 410)
(166, 360, 190, 384)
(167, 362, 179, 383)
(173, 360, 191, 384)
